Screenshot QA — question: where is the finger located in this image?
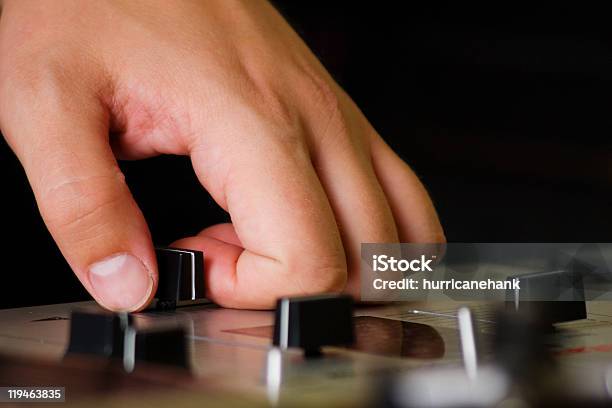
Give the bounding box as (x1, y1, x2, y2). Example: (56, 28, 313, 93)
(172, 224, 243, 303)
(195, 223, 242, 247)
(187, 116, 347, 308)
(369, 131, 446, 243)
(306, 101, 399, 298)
(0, 80, 157, 312)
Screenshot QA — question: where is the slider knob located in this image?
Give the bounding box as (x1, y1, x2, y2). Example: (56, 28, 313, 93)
(273, 294, 354, 357)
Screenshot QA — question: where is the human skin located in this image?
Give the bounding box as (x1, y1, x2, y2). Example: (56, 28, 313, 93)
(0, 0, 444, 311)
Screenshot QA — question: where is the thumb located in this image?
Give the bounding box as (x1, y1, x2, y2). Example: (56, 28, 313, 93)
(1, 82, 157, 312)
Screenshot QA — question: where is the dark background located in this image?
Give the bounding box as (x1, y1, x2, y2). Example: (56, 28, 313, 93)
(1, 3, 611, 308)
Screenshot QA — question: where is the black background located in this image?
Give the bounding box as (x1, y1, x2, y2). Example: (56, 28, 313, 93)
(1, 3, 612, 308)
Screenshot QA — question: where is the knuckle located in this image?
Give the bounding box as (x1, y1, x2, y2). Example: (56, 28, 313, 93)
(297, 71, 355, 148)
(289, 252, 348, 295)
(256, 110, 305, 153)
(1, 53, 70, 133)
(0, 58, 75, 133)
(246, 93, 305, 151)
(301, 73, 341, 118)
(257, 91, 301, 136)
(238, 61, 301, 133)
(4, 50, 58, 90)
(230, 68, 306, 153)
(235, 98, 309, 163)
(1, 46, 95, 111)
(303, 264, 348, 295)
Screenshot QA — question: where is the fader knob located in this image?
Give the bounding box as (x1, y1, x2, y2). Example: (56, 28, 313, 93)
(154, 247, 205, 310)
(506, 268, 586, 323)
(133, 327, 190, 369)
(494, 308, 554, 381)
(273, 294, 354, 357)
(66, 310, 131, 358)
(66, 310, 190, 371)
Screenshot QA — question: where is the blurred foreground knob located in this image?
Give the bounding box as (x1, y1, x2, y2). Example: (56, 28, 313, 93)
(494, 308, 554, 381)
(154, 247, 205, 310)
(506, 268, 586, 323)
(273, 294, 354, 357)
(124, 327, 190, 372)
(66, 310, 190, 371)
(66, 310, 130, 358)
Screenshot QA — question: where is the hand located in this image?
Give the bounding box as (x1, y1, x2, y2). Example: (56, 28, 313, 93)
(0, 0, 444, 311)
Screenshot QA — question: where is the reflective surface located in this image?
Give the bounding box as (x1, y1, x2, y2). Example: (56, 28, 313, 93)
(1, 300, 612, 405)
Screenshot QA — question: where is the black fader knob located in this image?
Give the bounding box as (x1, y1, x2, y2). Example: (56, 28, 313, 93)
(494, 307, 554, 383)
(66, 310, 190, 371)
(154, 247, 205, 310)
(273, 294, 354, 357)
(130, 327, 190, 371)
(506, 268, 586, 323)
(66, 310, 131, 358)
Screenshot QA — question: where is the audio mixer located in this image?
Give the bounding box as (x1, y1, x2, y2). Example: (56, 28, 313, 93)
(2, 247, 612, 407)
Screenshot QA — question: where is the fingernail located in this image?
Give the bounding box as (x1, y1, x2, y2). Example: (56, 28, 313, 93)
(88, 253, 153, 311)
